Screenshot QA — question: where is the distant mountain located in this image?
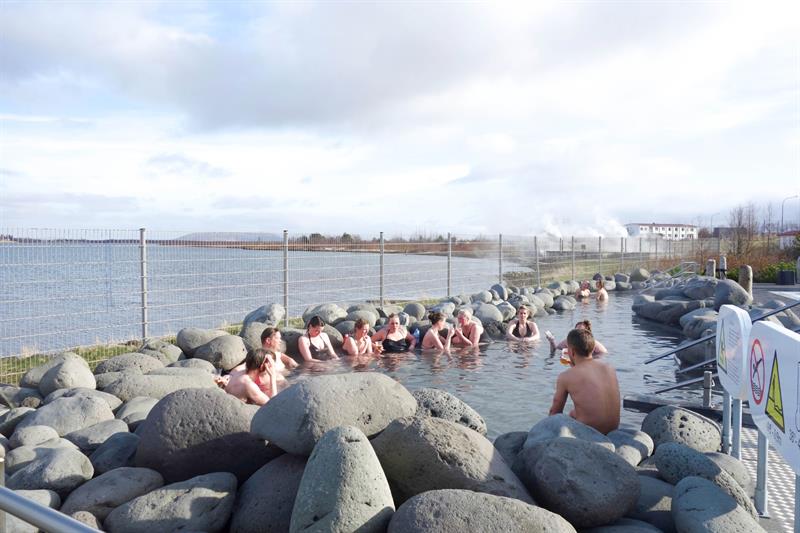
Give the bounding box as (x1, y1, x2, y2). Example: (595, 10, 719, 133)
(177, 232, 282, 242)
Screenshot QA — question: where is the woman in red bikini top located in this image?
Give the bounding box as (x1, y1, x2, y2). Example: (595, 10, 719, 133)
(224, 348, 277, 405)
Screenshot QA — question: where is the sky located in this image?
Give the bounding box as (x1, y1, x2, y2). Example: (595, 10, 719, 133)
(1, 1, 799, 238)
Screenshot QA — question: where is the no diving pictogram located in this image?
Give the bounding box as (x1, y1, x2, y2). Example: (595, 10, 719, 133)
(750, 339, 766, 404)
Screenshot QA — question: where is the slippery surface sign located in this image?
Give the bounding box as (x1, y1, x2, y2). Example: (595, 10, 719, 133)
(747, 321, 800, 475)
(716, 304, 752, 400)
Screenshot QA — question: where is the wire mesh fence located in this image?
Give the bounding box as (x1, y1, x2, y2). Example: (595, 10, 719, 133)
(0, 227, 723, 384)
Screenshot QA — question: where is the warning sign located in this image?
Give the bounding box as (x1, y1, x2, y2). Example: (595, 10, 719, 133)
(718, 326, 728, 372)
(748, 322, 800, 475)
(716, 305, 750, 399)
(750, 339, 766, 405)
(766, 353, 785, 432)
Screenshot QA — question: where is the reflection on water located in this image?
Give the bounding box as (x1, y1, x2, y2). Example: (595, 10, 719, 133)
(289, 293, 702, 439)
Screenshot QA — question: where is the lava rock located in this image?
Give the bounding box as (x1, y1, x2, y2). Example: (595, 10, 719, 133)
(608, 428, 654, 467)
(193, 334, 248, 371)
(95, 353, 164, 375)
(89, 432, 140, 474)
(14, 395, 114, 437)
(7, 447, 93, 496)
(713, 279, 753, 310)
(65, 419, 129, 453)
(175, 327, 227, 356)
(641, 406, 721, 452)
(38, 358, 96, 397)
(413, 387, 487, 435)
(671, 476, 765, 532)
(243, 303, 286, 326)
(103, 372, 217, 402)
(493, 431, 527, 468)
(61, 467, 164, 520)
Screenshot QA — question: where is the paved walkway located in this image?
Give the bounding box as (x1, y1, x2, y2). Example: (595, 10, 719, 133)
(741, 426, 795, 532)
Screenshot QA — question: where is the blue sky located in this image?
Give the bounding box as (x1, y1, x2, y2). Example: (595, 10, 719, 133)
(1, 1, 798, 237)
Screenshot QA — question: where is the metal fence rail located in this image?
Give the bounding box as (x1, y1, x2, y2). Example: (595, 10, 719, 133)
(0, 227, 723, 383)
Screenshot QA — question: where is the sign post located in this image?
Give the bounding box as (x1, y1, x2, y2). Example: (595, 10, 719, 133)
(716, 305, 752, 458)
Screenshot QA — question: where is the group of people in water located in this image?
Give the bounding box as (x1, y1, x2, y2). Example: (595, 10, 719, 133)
(219, 295, 621, 434)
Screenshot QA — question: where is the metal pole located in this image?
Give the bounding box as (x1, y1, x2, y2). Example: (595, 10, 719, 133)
(1, 456, 5, 533)
(571, 236, 575, 280)
(620, 237, 624, 273)
(721, 392, 731, 454)
(655, 239, 659, 270)
(498, 233, 503, 284)
(379, 232, 385, 307)
(534, 236, 541, 288)
(0, 473, 98, 532)
(282, 230, 289, 327)
(795, 476, 800, 533)
(702, 371, 712, 407)
(732, 398, 742, 459)
(139, 228, 148, 341)
(639, 238, 643, 266)
(755, 430, 769, 516)
(597, 236, 602, 275)
(447, 232, 452, 297)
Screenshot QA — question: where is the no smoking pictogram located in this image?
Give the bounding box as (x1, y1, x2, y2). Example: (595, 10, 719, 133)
(750, 339, 766, 404)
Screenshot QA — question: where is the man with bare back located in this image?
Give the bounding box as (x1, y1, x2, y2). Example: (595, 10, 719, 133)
(548, 328, 620, 434)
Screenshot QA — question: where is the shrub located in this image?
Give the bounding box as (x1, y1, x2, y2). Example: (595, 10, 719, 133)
(755, 261, 797, 283)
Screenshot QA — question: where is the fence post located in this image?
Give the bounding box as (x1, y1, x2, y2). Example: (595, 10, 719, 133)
(654, 239, 659, 269)
(620, 237, 624, 273)
(639, 238, 643, 266)
(283, 230, 289, 327)
(534, 236, 541, 288)
(447, 232, 452, 297)
(598, 236, 602, 275)
(498, 233, 503, 284)
(379, 232, 385, 307)
(571, 236, 575, 280)
(139, 228, 148, 342)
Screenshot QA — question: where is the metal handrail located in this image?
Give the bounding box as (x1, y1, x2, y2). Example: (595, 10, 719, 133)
(654, 373, 717, 394)
(645, 299, 800, 365)
(0, 459, 100, 533)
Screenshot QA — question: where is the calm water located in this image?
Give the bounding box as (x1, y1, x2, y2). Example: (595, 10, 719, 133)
(289, 293, 693, 439)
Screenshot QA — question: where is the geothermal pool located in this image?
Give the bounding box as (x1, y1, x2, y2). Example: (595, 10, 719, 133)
(288, 293, 693, 439)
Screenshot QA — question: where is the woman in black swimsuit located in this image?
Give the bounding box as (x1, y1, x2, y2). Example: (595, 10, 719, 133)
(371, 313, 416, 353)
(298, 316, 339, 361)
(506, 305, 540, 342)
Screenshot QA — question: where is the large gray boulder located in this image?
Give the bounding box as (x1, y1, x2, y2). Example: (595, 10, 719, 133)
(230, 454, 307, 533)
(103, 472, 237, 533)
(552, 295, 577, 311)
(714, 279, 753, 310)
(633, 299, 707, 325)
(65, 419, 129, 453)
(14, 395, 114, 437)
(38, 358, 96, 397)
(372, 416, 532, 504)
(654, 442, 756, 518)
(95, 353, 164, 375)
(103, 372, 217, 402)
(672, 476, 766, 532)
(523, 414, 614, 454)
(0, 407, 36, 437)
(641, 406, 721, 452)
(681, 310, 719, 339)
(682, 277, 718, 300)
(608, 428, 654, 467)
(7, 447, 93, 496)
(136, 387, 279, 483)
(470, 291, 493, 304)
(4, 439, 78, 474)
(251, 373, 417, 455)
(243, 303, 286, 326)
(302, 303, 347, 325)
(19, 352, 88, 390)
(290, 426, 394, 533)
(625, 475, 675, 533)
(44, 387, 123, 411)
(61, 467, 164, 520)
(345, 309, 379, 327)
(520, 437, 639, 528)
(474, 303, 504, 323)
(705, 451, 753, 493)
(5, 490, 61, 533)
(140, 339, 183, 363)
(239, 321, 269, 352)
(493, 431, 527, 468)
(90, 432, 140, 474)
(168, 357, 216, 371)
(115, 396, 159, 430)
(387, 489, 575, 533)
(193, 334, 248, 371)
(9, 425, 60, 449)
(412, 388, 487, 435)
(630, 267, 650, 282)
(175, 327, 227, 356)
(0, 385, 42, 407)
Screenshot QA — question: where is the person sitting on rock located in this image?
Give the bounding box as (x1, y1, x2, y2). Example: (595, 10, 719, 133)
(260, 326, 299, 378)
(342, 318, 376, 356)
(224, 348, 277, 405)
(451, 308, 484, 347)
(371, 313, 416, 353)
(546, 320, 608, 356)
(575, 281, 591, 299)
(595, 279, 609, 302)
(422, 311, 455, 350)
(506, 305, 540, 342)
(298, 315, 338, 361)
(548, 328, 620, 434)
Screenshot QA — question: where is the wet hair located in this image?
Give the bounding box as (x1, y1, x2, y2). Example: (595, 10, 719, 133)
(458, 308, 473, 319)
(517, 305, 529, 315)
(596, 278, 605, 288)
(306, 315, 325, 331)
(387, 313, 400, 323)
(354, 318, 367, 330)
(260, 326, 280, 345)
(575, 320, 592, 332)
(567, 328, 595, 357)
(246, 348, 269, 372)
(428, 311, 444, 324)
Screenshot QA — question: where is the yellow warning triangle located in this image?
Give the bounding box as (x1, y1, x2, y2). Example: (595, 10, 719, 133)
(717, 326, 728, 372)
(766, 352, 784, 432)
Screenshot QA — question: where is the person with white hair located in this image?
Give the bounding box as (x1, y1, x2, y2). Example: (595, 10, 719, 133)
(451, 308, 484, 347)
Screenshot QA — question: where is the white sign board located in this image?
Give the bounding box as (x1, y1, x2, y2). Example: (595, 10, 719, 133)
(747, 321, 800, 474)
(716, 305, 752, 400)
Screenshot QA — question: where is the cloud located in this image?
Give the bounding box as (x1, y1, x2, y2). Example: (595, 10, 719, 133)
(146, 153, 230, 179)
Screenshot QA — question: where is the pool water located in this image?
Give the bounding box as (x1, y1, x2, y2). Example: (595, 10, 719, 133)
(290, 293, 696, 439)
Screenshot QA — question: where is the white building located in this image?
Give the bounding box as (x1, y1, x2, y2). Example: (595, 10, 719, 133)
(625, 223, 698, 240)
(778, 230, 799, 250)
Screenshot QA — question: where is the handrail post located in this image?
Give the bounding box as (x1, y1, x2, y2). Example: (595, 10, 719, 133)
(620, 237, 624, 273)
(534, 236, 541, 288)
(498, 233, 503, 284)
(571, 236, 575, 280)
(721, 391, 731, 454)
(702, 371, 712, 407)
(139, 228, 148, 342)
(283, 230, 289, 327)
(598, 236, 602, 275)
(379, 232, 385, 307)
(732, 398, 742, 458)
(447, 232, 452, 297)
(756, 431, 769, 516)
